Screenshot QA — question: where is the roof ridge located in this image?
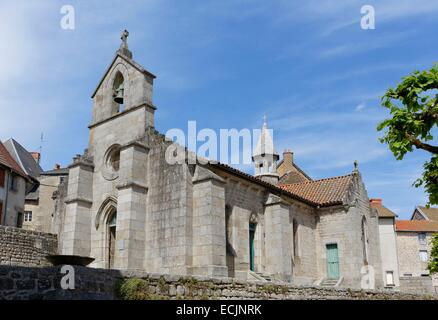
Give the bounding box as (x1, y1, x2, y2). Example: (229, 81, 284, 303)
(279, 173, 353, 186)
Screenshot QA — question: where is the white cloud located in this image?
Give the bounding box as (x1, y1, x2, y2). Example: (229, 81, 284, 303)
(355, 102, 366, 112)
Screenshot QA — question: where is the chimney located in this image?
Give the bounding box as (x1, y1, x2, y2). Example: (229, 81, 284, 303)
(30, 152, 41, 164)
(54, 163, 61, 170)
(283, 149, 293, 164)
(370, 198, 382, 206)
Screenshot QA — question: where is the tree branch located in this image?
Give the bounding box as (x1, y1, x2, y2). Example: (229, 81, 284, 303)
(405, 133, 438, 154)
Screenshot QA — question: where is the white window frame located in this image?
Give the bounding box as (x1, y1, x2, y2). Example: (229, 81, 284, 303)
(418, 233, 427, 245)
(24, 211, 32, 222)
(419, 250, 428, 262)
(385, 271, 395, 286)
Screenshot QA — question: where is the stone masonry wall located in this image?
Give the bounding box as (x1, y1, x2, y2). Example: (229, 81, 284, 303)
(0, 226, 57, 267)
(0, 265, 436, 300)
(399, 276, 437, 295)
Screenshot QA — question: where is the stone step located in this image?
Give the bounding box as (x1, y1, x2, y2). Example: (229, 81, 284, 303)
(255, 272, 272, 281)
(321, 279, 338, 287)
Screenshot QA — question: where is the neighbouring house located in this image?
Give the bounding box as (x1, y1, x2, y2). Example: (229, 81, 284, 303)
(277, 149, 311, 184)
(371, 198, 400, 289)
(47, 32, 383, 289)
(24, 165, 69, 234)
(3, 139, 68, 235)
(3, 138, 43, 230)
(0, 142, 37, 227)
(395, 219, 438, 294)
(411, 206, 438, 222)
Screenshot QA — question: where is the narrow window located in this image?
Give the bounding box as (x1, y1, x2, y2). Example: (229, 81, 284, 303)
(0, 200, 3, 225)
(419, 250, 428, 262)
(16, 212, 23, 228)
(24, 211, 32, 222)
(0, 168, 5, 187)
(361, 217, 369, 265)
(107, 210, 117, 268)
(385, 271, 394, 286)
(293, 219, 299, 257)
(10, 175, 18, 191)
(418, 233, 427, 245)
(112, 72, 125, 113)
(249, 222, 256, 271)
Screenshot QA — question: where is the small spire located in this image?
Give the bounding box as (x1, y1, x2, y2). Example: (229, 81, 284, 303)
(117, 29, 133, 59)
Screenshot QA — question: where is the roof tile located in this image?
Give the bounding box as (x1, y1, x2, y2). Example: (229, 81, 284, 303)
(395, 220, 438, 232)
(279, 175, 353, 207)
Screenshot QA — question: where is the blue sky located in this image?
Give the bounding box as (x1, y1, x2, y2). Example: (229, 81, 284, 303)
(1, 0, 438, 218)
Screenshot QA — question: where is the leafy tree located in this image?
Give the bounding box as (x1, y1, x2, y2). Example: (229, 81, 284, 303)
(377, 64, 438, 205)
(428, 233, 438, 275)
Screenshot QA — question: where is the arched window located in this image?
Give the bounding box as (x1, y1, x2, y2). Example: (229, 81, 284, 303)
(225, 205, 235, 277)
(293, 218, 299, 257)
(112, 72, 125, 113)
(249, 222, 257, 271)
(361, 217, 369, 265)
(107, 209, 117, 268)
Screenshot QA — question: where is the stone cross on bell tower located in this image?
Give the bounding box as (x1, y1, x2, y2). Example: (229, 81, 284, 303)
(117, 29, 133, 59)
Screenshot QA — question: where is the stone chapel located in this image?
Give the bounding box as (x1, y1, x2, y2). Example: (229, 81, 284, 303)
(59, 32, 383, 289)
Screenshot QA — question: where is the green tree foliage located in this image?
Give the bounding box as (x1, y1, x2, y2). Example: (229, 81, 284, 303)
(428, 233, 438, 274)
(377, 64, 438, 205)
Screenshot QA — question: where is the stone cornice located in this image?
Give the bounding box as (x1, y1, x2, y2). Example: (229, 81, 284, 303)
(116, 180, 148, 191)
(65, 197, 93, 207)
(68, 160, 94, 172)
(120, 140, 150, 153)
(88, 103, 156, 129)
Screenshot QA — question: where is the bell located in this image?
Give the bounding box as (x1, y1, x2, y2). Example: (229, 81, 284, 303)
(113, 85, 124, 104)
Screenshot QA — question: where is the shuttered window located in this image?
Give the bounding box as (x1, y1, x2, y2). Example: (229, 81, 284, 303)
(0, 200, 3, 225)
(0, 168, 5, 187)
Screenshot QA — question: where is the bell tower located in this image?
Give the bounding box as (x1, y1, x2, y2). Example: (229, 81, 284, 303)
(62, 31, 155, 265)
(88, 30, 157, 155)
(252, 116, 279, 185)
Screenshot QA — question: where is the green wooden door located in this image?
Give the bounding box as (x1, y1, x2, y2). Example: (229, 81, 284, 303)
(249, 223, 256, 271)
(326, 244, 339, 279)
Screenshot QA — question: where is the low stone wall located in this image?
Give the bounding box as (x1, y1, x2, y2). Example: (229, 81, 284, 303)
(399, 276, 437, 295)
(0, 265, 437, 300)
(0, 226, 58, 267)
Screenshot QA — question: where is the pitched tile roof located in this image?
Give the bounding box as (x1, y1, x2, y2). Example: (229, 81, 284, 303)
(208, 162, 318, 206)
(279, 168, 310, 184)
(395, 220, 438, 232)
(279, 174, 354, 207)
(0, 142, 28, 178)
(370, 200, 397, 218)
(416, 206, 438, 222)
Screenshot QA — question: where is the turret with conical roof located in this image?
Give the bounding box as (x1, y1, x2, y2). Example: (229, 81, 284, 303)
(252, 116, 279, 185)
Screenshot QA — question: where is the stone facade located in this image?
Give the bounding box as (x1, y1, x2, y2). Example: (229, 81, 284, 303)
(396, 230, 438, 293)
(0, 169, 27, 227)
(24, 171, 68, 233)
(0, 266, 435, 300)
(0, 226, 57, 267)
(314, 177, 382, 289)
(52, 42, 386, 290)
(396, 231, 433, 277)
(378, 218, 400, 288)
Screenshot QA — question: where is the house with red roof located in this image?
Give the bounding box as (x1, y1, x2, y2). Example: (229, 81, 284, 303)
(0, 141, 38, 227)
(370, 199, 400, 289)
(395, 211, 438, 294)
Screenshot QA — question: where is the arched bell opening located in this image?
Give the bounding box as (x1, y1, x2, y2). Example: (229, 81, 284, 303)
(112, 71, 125, 113)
